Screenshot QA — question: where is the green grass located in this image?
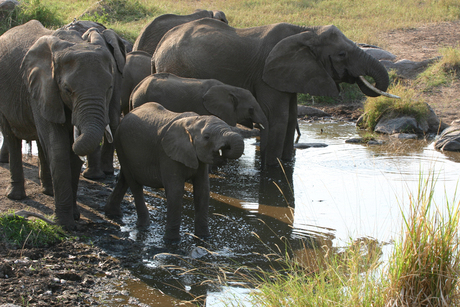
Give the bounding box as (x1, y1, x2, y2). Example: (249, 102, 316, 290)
(0, 211, 66, 249)
(222, 173, 460, 307)
(416, 46, 460, 91)
(358, 83, 430, 131)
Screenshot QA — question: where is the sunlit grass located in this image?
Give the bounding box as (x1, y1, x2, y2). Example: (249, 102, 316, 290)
(416, 46, 460, 91)
(386, 174, 460, 306)
(219, 173, 460, 307)
(0, 211, 66, 249)
(358, 83, 429, 131)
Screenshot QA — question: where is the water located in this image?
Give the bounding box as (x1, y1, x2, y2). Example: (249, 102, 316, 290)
(8, 120, 460, 305)
(113, 119, 460, 305)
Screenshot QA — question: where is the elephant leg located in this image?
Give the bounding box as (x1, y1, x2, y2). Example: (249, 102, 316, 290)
(191, 163, 210, 239)
(100, 136, 115, 175)
(36, 140, 53, 196)
(281, 94, 298, 162)
(163, 177, 186, 242)
(105, 169, 129, 217)
(128, 179, 150, 227)
(82, 145, 106, 180)
(1, 118, 26, 199)
(0, 141, 9, 163)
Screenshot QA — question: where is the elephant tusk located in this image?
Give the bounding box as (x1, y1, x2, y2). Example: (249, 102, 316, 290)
(105, 125, 113, 144)
(359, 76, 401, 99)
(219, 149, 223, 157)
(259, 123, 265, 130)
(73, 126, 81, 142)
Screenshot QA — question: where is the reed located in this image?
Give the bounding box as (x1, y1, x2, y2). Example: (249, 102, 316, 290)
(385, 174, 460, 306)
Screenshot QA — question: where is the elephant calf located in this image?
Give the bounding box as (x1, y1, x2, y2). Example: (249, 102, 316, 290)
(130, 72, 268, 130)
(105, 102, 245, 242)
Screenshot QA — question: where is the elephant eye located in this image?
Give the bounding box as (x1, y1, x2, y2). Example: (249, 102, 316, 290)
(203, 133, 210, 141)
(338, 51, 347, 58)
(63, 85, 73, 95)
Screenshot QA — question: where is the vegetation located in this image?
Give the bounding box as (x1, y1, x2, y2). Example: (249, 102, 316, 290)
(358, 84, 429, 131)
(0, 211, 66, 249)
(222, 174, 460, 306)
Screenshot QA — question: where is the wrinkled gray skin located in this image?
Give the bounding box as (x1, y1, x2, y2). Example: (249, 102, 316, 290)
(153, 18, 390, 168)
(120, 50, 152, 115)
(105, 102, 244, 242)
(0, 20, 125, 228)
(132, 9, 228, 57)
(130, 73, 268, 132)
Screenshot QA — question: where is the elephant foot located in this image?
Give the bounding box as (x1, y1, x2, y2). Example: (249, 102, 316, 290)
(164, 229, 181, 244)
(104, 203, 123, 218)
(73, 206, 80, 221)
(6, 183, 26, 200)
(101, 164, 115, 175)
(41, 185, 54, 196)
(55, 214, 77, 230)
(82, 167, 106, 180)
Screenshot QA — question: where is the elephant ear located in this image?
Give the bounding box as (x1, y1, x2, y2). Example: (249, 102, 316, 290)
(203, 85, 237, 126)
(263, 31, 339, 97)
(161, 116, 199, 169)
(22, 36, 73, 124)
(83, 28, 126, 74)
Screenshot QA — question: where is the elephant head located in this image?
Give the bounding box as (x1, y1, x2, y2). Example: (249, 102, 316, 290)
(21, 29, 125, 157)
(263, 25, 390, 98)
(161, 113, 245, 169)
(203, 85, 268, 129)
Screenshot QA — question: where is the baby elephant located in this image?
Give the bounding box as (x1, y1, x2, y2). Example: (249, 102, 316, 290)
(129, 72, 268, 130)
(105, 102, 245, 242)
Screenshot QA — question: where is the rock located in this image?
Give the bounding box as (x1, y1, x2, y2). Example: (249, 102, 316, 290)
(390, 133, 418, 139)
(381, 57, 440, 79)
(297, 105, 331, 118)
(374, 116, 425, 135)
(434, 125, 460, 151)
(0, 0, 18, 12)
(294, 143, 328, 149)
(361, 47, 397, 61)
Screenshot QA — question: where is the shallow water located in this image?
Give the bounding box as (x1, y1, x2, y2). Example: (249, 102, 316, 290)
(9, 120, 460, 305)
(110, 119, 460, 305)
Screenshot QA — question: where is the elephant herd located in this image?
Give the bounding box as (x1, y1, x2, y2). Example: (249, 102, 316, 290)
(0, 9, 391, 241)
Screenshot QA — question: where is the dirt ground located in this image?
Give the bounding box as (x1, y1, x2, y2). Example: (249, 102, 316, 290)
(1, 21, 460, 306)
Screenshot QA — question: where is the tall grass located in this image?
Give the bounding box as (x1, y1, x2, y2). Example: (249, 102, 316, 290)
(221, 173, 460, 307)
(386, 174, 460, 306)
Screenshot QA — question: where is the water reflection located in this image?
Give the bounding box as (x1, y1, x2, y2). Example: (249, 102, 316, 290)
(4, 119, 460, 305)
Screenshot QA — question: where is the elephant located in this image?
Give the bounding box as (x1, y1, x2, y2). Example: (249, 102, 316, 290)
(153, 18, 392, 167)
(132, 9, 228, 56)
(0, 20, 126, 228)
(120, 50, 153, 115)
(104, 102, 245, 242)
(129, 72, 268, 132)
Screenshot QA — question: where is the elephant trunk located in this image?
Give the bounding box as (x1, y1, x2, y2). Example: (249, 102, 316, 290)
(220, 131, 244, 160)
(72, 101, 108, 156)
(355, 51, 390, 97)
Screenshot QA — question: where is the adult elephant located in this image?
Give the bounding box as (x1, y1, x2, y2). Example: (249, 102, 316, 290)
(105, 102, 245, 241)
(130, 72, 268, 132)
(0, 20, 125, 228)
(153, 18, 392, 167)
(132, 9, 228, 56)
(120, 50, 152, 115)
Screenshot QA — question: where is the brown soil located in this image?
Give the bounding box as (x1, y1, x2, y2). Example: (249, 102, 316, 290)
(1, 21, 460, 306)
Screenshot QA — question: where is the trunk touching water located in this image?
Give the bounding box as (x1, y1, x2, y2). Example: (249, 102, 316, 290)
(72, 103, 107, 157)
(355, 51, 390, 97)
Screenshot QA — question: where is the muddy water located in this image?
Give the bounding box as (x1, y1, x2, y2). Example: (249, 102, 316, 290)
(108, 119, 460, 305)
(10, 119, 460, 305)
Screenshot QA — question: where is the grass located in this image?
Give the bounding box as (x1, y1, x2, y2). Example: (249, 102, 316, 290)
(219, 173, 460, 307)
(358, 83, 429, 131)
(0, 211, 66, 249)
